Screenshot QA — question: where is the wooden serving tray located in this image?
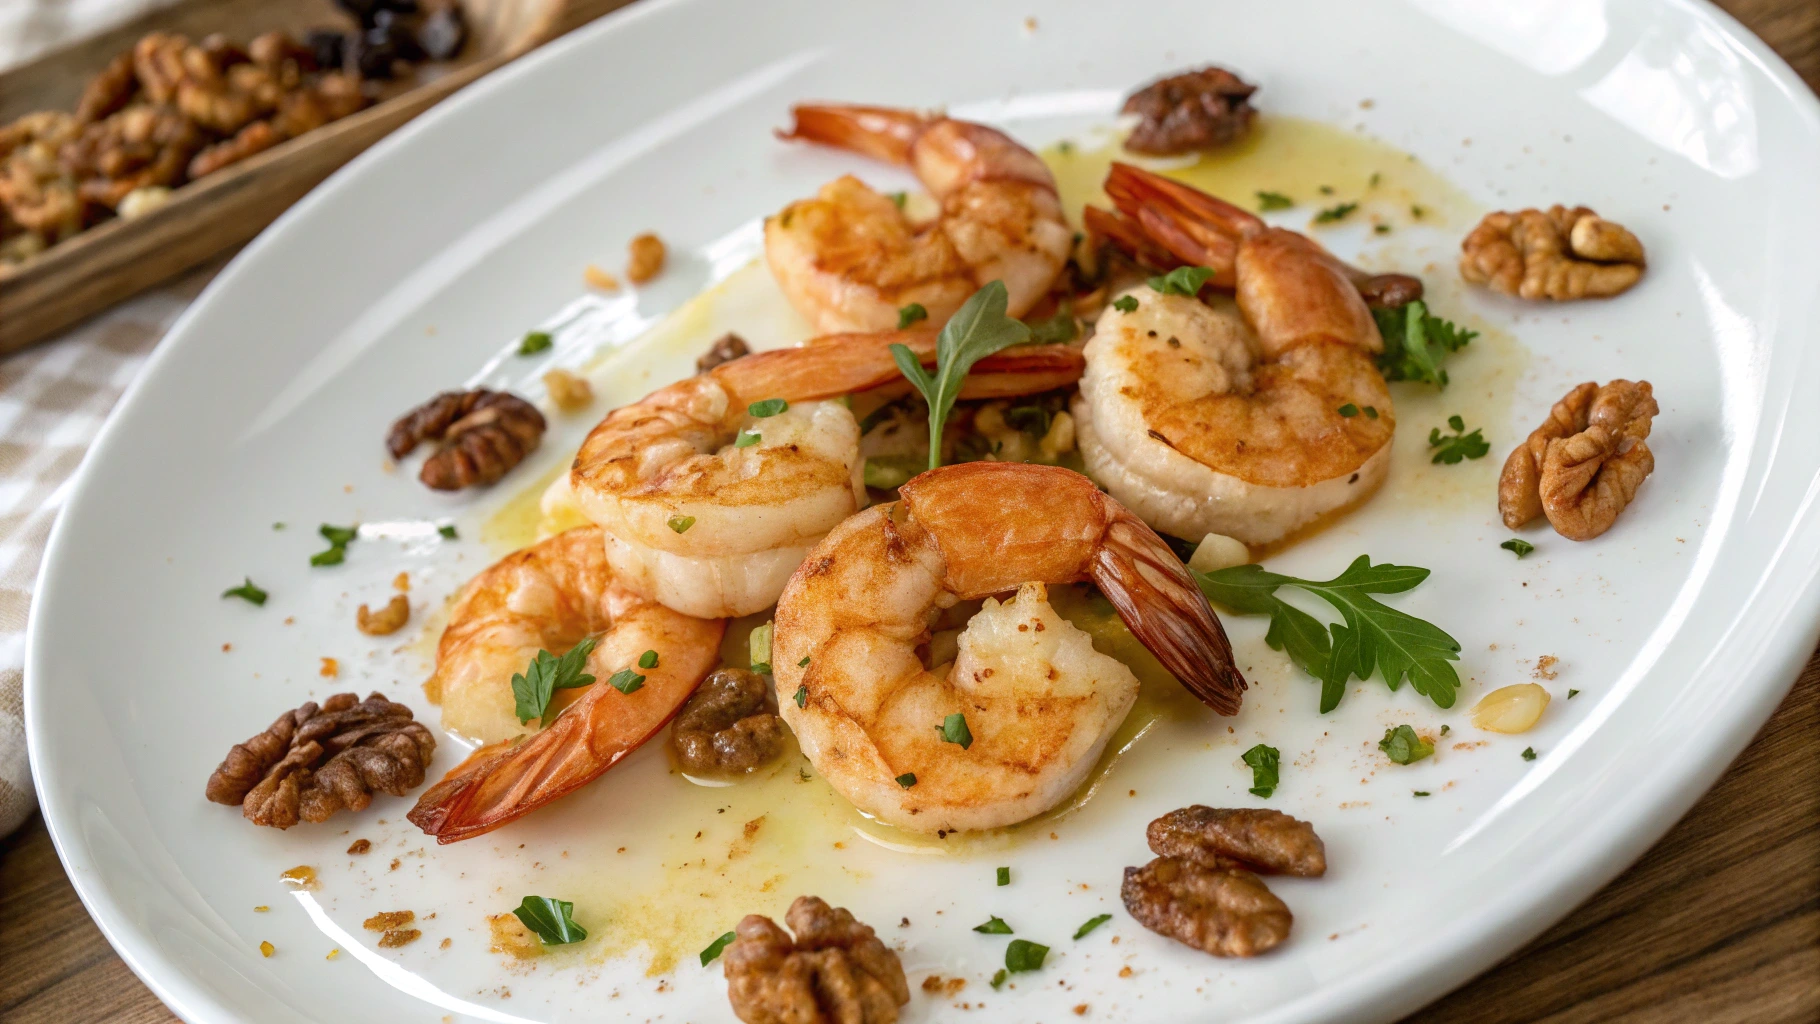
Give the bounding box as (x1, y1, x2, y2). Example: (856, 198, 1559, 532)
(0, 0, 629, 354)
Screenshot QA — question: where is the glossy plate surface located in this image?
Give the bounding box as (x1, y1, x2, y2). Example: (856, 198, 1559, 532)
(26, 0, 1820, 1021)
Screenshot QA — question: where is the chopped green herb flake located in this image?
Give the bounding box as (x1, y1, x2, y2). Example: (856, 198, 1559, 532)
(511, 638, 598, 723)
(1372, 300, 1478, 389)
(1374, 224, 1392, 234)
(973, 916, 1013, 934)
(1369, 172, 1382, 187)
(997, 866, 1010, 886)
(1004, 939, 1049, 972)
(1440, 724, 1451, 735)
(1411, 204, 1426, 218)
(749, 663, 772, 676)
(798, 657, 811, 669)
(937, 712, 974, 749)
(667, 515, 695, 534)
(1111, 295, 1140, 313)
(1338, 403, 1360, 418)
(1314, 201, 1358, 223)
(1147, 265, 1215, 297)
(518, 331, 554, 356)
(1568, 689, 1581, 699)
(889, 281, 1032, 471)
(1241, 743, 1281, 798)
(438, 524, 459, 540)
(990, 969, 1009, 990)
(896, 772, 917, 788)
(1414, 790, 1431, 797)
(309, 546, 346, 567)
(734, 430, 762, 448)
(1379, 724, 1435, 765)
(1074, 914, 1112, 939)
(889, 191, 907, 209)
(638, 650, 658, 669)
(513, 896, 586, 945)
(1501, 538, 1534, 558)
(1522, 746, 1538, 761)
(794, 685, 808, 708)
(897, 303, 928, 329)
(748, 398, 789, 418)
(1256, 190, 1293, 211)
(222, 578, 268, 606)
(1429, 417, 1491, 464)
(272, 522, 285, 530)
(699, 930, 737, 966)
(1364, 406, 1379, 419)
(319, 523, 357, 546)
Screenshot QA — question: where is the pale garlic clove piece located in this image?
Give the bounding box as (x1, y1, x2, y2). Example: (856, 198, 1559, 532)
(1471, 683, 1551, 734)
(1189, 533, 1251, 574)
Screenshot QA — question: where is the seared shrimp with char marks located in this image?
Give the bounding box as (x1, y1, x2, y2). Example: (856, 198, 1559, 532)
(768, 104, 1073, 333)
(1073, 164, 1396, 546)
(771, 463, 1244, 834)
(565, 329, 1082, 619)
(409, 527, 724, 843)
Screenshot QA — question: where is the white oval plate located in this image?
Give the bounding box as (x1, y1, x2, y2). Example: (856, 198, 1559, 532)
(27, 0, 1820, 1021)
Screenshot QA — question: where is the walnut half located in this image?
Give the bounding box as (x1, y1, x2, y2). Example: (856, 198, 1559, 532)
(386, 388, 546, 491)
(1460, 206, 1645, 301)
(724, 896, 909, 1024)
(1498, 380, 1658, 540)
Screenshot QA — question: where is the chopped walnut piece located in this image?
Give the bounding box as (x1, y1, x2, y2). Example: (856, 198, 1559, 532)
(205, 692, 436, 828)
(77, 51, 140, 123)
(1498, 380, 1657, 540)
(347, 838, 371, 854)
(626, 232, 666, 283)
(671, 668, 786, 774)
(364, 910, 415, 931)
(386, 389, 546, 490)
(724, 896, 909, 1024)
(1121, 856, 1291, 957)
(1146, 806, 1326, 877)
(357, 594, 410, 636)
(379, 928, 422, 948)
(1121, 66, 1258, 156)
(1460, 206, 1645, 301)
(697, 332, 751, 373)
(542, 369, 594, 412)
(187, 119, 279, 178)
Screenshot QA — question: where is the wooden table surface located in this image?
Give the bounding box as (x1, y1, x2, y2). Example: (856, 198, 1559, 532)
(4, 1, 1819, 1022)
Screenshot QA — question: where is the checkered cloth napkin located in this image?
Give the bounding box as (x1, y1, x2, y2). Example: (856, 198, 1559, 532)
(0, 268, 215, 836)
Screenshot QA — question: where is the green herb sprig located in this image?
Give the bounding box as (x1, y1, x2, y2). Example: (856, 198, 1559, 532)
(1500, 538, 1534, 558)
(511, 638, 597, 723)
(699, 930, 737, 965)
(890, 282, 1031, 471)
(222, 578, 268, 606)
(1256, 191, 1293, 211)
(937, 712, 973, 749)
(1378, 725, 1435, 765)
(310, 523, 357, 567)
(974, 916, 1013, 934)
(1314, 201, 1358, 223)
(1147, 265, 1214, 296)
(1074, 914, 1112, 939)
(1372, 300, 1478, 388)
(512, 896, 586, 944)
(1429, 415, 1490, 464)
(1241, 744, 1280, 798)
(1004, 939, 1049, 973)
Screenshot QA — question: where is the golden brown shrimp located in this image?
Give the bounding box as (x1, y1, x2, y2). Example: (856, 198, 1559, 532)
(565, 329, 1082, 619)
(408, 527, 724, 843)
(770, 462, 1244, 834)
(1071, 164, 1396, 546)
(767, 104, 1073, 333)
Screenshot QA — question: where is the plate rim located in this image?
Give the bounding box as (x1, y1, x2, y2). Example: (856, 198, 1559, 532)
(25, 0, 1820, 1021)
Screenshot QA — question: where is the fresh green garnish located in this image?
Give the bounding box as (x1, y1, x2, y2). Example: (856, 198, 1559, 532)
(1147, 265, 1214, 297)
(699, 930, 737, 966)
(607, 668, 645, 694)
(1372, 300, 1477, 388)
(518, 331, 553, 356)
(937, 712, 974, 749)
(1414, 790, 1431, 797)
(511, 638, 597, 723)
(438, 524, 458, 540)
(794, 685, 808, 708)
(1241, 743, 1280, 798)
(1568, 689, 1580, 699)
(1111, 295, 1140, 313)
(1364, 406, 1379, 419)
(1338, 403, 1360, 418)
(990, 969, 1009, 990)
(896, 772, 917, 788)
(1319, 185, 1334, 195)
(1024, 301, 1078, 344)
(1314, 201, 1358, 223)
(747, 398, 789, 418)
(749, 622, 773, 674)
(734, 430, 762, 448)
(890, 281, 1032, 471)
(272, 522, 285, 530)
(1374, 224, 1392, 234)
(1378, 725, 1435, 765)
(1004, 939, 1049, 973)
(1500, 538, 1534, 558)
(1522, 746, 1538, 761)
(1411, 204, 1426, 218)
(1429, 415, 1490, 464)
(1440, 724, 1451, 736)
(309, 546, 346, 567)
(888, 191, 907, 209)
(1074, 914, 1112, 939)
(512, 896, 586, 945)
(638, 650, 658, 669)
(1256, 191, 1293, 211)
(310, 523, 358, 567)
(221, 578, 268, 606)
(798, 656, 811, 667)
(667, 515, 695, 534)
(973, 916, 1013, 934)
(1369, 172, 1382, 187)
(997, 866, 1010, 886)
(897, 303, 928, 329)
(863, 455, 921, 490)
(1197, 557, 1462, 713)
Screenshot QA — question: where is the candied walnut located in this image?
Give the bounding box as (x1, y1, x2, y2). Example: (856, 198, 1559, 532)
(542, 368, 594, 412)
(626, 232, 666, 283)
(271, 73, 368, 139)
(205, 692, 436, 828)
(1460, 206, 1645, 301)
(1121, 856, 1291, 957)
(698, 332, 751, 373)
(1121, 66, 1258, 156)
(1146, 806, 1326, 877)
(672, 668, 786, 774)
(0, 113, 84, 239)
(77, 51, 140, 123)
(188, 120, 279, 178)
(724, 896, 909, 1024)
(387, 388, 546, 490)
(357, 594, 410, 636)
(248, 31, 315, 73)
(1498, 380, 1657, 540)
(364, 910, 414, 931)
(62, 104, 204, 210)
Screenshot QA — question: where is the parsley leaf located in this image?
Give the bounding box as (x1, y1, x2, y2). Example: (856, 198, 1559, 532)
(1429, 416, 1491, 464)
(734, 430, 762, 448)
(1314, 201, 1358, 223)
(1111, 295, 1139, 313)
(888, 191, 907, 209)
(1372, 300, 1478, 388)
(1568, 689, 1581, 699)
(973, 916, 1013, 934)
(938, 712, 974, 749)
(1147, 265, 1214, 296)
(518, 331, 553, 356)
(1023, 301, 1078, 344)
(889, 281, 1031, 471)
(221, 578, 268, 606)
(798, 655, 811, 667)
(310, 523, 358, 567)
(638, 650, 658, 669)
(511, 638, 598, 723)
(1522, 746, 1538, 761)
(896, 772, 917, 788)
(1378, 724, 1435, 765)
(1501, 538, 1534, 558)
(1005, 939, 1049, 972)
(1338, 403, 1360, 418)
(513, 896, 586, 944)
(607, 668, 645, 694)
(1414, 790, 1431, 797)
(668, 515, 695, 533)
(438, 524, 459, 540)
(1256, 190, 1293, 211)
(990, 969, 1008, 990)
(897, 303, 928, 329)
(794, 685, 807, 708)
(1241, 743, 1280, 798)
(699, 930, 736, 965)
(997, 866, 1010, 886)
(1074, 914, 1112, 939)
(1197, 557, 1462, 712)
(747, 398, 788, 418)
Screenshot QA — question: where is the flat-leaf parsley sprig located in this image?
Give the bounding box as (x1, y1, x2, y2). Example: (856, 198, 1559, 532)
(1196, 557, 1462, 713)
(890, 281, 1032, 471)
(511, 638, 598, 724)
(1371, 300, 1478, 388)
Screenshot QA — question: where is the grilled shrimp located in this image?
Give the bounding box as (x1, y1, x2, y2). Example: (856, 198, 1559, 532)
(568, 329, 1082, 619)
(1072, 164, 1396, 546)
(771, 463, 1244, 834)
(409, 527, 725, 843)
(767, 104, 1073, 333)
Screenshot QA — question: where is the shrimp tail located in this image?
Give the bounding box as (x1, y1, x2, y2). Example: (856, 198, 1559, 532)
(778, 104, 931, 166)
(1091, 510, 1247, 715)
